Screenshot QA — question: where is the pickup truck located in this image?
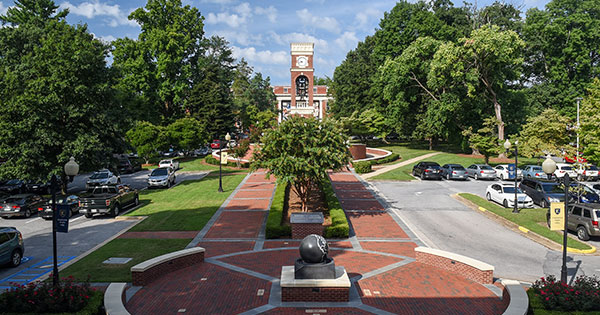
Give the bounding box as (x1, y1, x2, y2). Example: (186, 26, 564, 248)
(78, 184, 139, 218)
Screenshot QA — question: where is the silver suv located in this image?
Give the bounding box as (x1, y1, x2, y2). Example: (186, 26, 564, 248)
(549, 203, 600, 241)
(147, 167, 176, 188)
(0, 226, 24, 267)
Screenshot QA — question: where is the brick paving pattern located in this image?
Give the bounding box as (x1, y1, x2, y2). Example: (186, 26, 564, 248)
(124, 170, 507, 314)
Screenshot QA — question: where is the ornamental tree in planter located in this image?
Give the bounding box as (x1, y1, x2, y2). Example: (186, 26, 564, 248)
(252, 116, 350, 212)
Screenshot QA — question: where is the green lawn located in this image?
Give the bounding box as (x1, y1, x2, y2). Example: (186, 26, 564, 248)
(127, 174, 246, 231)
(371, 151, 542, 181)
(61, 238, 190, 282)
(459, 193, 592, 250)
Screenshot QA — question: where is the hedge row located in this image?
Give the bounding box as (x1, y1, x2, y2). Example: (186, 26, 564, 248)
(353, 153, 400, 174)
(204, 154, 250, 168)
(265, 182, 291, 239)
(321, 178, 350, 238)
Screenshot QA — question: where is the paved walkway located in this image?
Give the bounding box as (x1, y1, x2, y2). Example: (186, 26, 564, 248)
(361, 152, 441, 179)
(124, 169, 507, 314)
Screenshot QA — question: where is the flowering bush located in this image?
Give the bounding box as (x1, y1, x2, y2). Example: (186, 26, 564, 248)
(0, 276, 99, 314)
(531, 275, 600, 312)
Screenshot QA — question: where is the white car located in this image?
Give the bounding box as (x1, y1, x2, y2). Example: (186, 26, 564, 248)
(494, 164, 523, 181)
(86, 169, 120, 190)
(554, 163, 577, 179)
(576, 164, 599, 181)
(159, 159, 179, 170)
(486, 183, 534, 208)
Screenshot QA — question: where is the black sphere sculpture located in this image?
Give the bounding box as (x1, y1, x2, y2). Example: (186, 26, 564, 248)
(294, 234, 336, 279)
(299, 234, 329, 263)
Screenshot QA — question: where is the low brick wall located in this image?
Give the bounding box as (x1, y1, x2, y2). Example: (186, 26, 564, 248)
(366, 148, 389, 156)
(291, 223, 323, 239)
(281, 287, 349, 302)
(131, 248, 205, 286)
(414, 247, 494, 284)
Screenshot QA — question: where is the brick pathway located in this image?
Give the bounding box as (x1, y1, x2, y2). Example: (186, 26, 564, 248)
(124, 170, 507, 314)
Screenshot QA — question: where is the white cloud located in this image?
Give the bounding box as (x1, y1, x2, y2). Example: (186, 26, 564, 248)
(0, 2, 8, 15)
(205, 2, 254, 28)
(255, 5, 277, 23)
(212, 29, 264, 46)
(200, 0, 234, 3)
(296, 9, 340, 34)
(355, 8, 381, 29)
(334, 31, 358, 51)
(232, 46, 288, 65)
(60, 1, 137, 27)
(269, 31, 329, 54)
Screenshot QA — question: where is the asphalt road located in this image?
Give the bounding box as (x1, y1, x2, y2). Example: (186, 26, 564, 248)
(372, 177, 600, 283)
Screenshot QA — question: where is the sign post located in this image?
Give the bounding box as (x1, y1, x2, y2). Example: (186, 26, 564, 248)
(550, 202, 565, 231)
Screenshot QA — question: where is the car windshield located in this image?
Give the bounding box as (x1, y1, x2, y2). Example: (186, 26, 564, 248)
(480, 165, 494, 170)
(542, 183, 563, 193)
(589, 165, 598, 170)
(151, 168, 168, 176)
(6, 179, 20, 185)
(159, 160, 170, 164)
(452, 165, 465, 170)
(503, 187, 523, 194)
(560, 166, 572, 170)
(4, 198, 24, 204)
(90, 173, 108, 179)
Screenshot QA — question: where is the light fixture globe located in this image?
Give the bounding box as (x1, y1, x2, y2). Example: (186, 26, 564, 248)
(542, 156, 557, 175)
(503, 139, 511, 150)
(225, 132, 231, 141)
(64, 157, 79, 177)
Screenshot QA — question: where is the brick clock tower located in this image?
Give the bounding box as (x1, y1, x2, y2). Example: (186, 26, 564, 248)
(290, 43, 314, 109)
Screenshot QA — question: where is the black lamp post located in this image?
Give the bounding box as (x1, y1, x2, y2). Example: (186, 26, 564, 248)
(50, 157, 79, 286)
(561, 174, 570, 284)
(218, 133, 231, 193)
(503, 140, 519, 213)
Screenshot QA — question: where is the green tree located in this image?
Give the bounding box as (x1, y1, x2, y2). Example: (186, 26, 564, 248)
(230, 139, 250, 167)
(112, 0, 205, 123)
(166, 117, 208, 154)
(477, 1, 523, 33)
(186, 71, 234, 139)
(579, 79, 600, 164)
(519, 108, 573, 158)
(251, 117, 349, 211)
(461, 117, 500, 164)
(0, 0, 68, 26)
(126, 121, 168, 164)
(233, 67, 276, 130)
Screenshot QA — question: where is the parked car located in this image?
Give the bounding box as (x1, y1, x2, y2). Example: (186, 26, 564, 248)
(520, 178, 570, 208)
(412, 162, 443, 180)
(547, 203, 600, 241)
(554, 163, 577, 179)
(494, 164, 523, 181)
(441, 164, 468, 180)
(192, 146, 211, 157)
(522, 165, 547, 179)
(0, 180, 26, 194)
(86, 170, 120, 191)
(147, 167, 176, 188)
(588, 184, 600, 195)
(210, 140, 222, 149)
(0, 194, 45, 218)
(79, 185, 139, 218)
(570, 183, 600, 204)
(39, 195, 80, 220)
(118, 158, 142, 174)
(0, 226, 24, 267)
(486, 183, 534, 208)
(158, 159, 179, 170)
(25, 179, 49, 194)
(576, 164, 599, 181)
(466, 164, 496, 180)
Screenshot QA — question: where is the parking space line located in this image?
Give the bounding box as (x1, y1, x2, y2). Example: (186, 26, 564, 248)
(72, 216, 85, 222)
(25, 217, 41, 224)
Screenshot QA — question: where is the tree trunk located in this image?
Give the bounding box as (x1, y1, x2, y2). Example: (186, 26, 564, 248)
(428, 138, 433, 150)
(484, 155, 490, 165)
(493, 96, 504, 141)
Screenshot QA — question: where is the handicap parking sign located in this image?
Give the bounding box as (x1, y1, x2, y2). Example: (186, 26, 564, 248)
(508, 163, 516, 179)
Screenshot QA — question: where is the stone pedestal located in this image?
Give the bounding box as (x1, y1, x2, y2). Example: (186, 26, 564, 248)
(280, 266, 351, 302)
(349, 143, 367, 160)
(290, 212, 324, 239)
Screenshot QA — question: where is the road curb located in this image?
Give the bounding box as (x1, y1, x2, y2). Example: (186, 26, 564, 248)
(453, 194, 599, 256)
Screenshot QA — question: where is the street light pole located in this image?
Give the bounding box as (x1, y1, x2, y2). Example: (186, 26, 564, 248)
(561, 174, 570, 284)
(513, 142, 519, 213)
(218, 139, 223, 192)
(575, 97, 582, 167)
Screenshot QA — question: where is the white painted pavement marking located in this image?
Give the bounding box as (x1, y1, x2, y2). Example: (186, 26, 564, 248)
(71, 216, 85, 222)
(25, 217, 41, 224)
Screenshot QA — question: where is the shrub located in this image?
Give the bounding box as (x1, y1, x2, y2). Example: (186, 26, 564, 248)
(530, 275, 600, 312)
(266, 182, 291, 239)
(0, 276, 101, 314)
(372, 153, 399, 165)
(205, 155, 219, 165)
(353, 161, 372, 174)
(321, 179, 349, 238)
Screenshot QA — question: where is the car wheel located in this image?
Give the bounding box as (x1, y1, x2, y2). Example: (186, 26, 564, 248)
(84, 213, 93, 219)
(412, 170, 416, 176)
(421, 172, 425, 180)
(24, 209, 31, 218)
(446, 173, 450, 180)
(540, 199, 548, 208)
(10, 249, 22, 267)
(111, 204, 121, 217)
(486, 192, 491, 201)
(500, 174, 504, 181)
(577, 226, 590, 241)
(476, 173, 480, 180)
(503, 199, 509, 208)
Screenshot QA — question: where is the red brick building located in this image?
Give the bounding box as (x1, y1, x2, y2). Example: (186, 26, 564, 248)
(272, 43, 331, 122)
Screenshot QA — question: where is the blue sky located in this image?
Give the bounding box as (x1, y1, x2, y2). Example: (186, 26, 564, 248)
(1, 0, 550, 85)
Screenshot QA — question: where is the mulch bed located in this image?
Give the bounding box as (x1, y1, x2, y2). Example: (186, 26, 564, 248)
(284, 182, 332, 228)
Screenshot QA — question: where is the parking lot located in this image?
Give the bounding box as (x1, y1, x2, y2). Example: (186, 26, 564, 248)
(373, 175, 600, 282)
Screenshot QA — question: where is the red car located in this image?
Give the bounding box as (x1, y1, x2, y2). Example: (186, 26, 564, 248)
(210, 140, 221, 149)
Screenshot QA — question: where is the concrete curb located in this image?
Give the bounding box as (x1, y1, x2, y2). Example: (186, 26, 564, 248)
(104, 282, 131, 315)
(501, 279, 529, 315)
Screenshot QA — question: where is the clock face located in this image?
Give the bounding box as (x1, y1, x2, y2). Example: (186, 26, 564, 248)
(296, 56, 308, 68)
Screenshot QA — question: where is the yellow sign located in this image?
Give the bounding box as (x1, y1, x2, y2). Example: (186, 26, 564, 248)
(220, 152, 228, 165)
(550, 202, 565, 231)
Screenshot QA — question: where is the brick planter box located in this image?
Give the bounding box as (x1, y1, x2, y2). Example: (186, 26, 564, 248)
(131, 247, 205, 286)
(290, 212, 324, 239)
(415, 247, 494, 284)
(349, 144, 367, 160)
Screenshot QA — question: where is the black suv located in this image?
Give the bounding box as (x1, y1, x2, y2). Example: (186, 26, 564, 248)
(519, 178, 568, 208)
(412, 162, 443, 180)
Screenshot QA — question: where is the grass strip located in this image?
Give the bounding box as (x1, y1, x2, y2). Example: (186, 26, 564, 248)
(126, 174, 245, 231)
(458, 193, 591, 250)
(322, 178, 349, 238)
(61, 238, 191, 282)
(265, 182, 291, 239)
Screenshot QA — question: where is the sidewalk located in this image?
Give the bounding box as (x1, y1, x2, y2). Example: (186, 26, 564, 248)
(360, 152, 441, 179)
(123, 170, 507, 314)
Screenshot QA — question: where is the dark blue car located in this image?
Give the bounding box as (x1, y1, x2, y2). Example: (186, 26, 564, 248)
(571, 183, 600, 204)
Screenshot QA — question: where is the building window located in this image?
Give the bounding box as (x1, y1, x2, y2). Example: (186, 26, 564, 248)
(284, 87, 289, 93)
(313, 100, 320, 108)
(313, 87, 317, 93)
